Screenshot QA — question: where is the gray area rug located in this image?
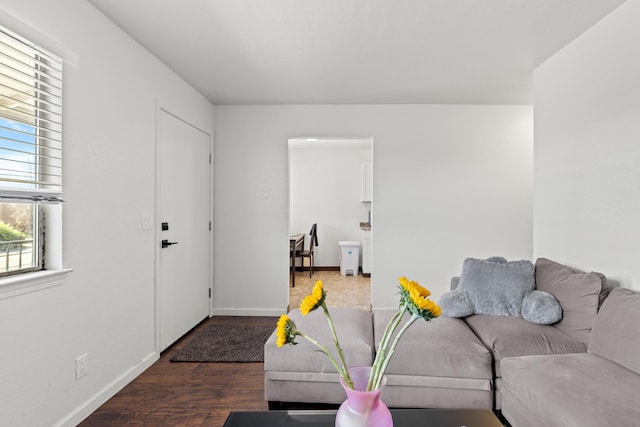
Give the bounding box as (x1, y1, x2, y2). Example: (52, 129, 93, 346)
(170, 324, 275, 363)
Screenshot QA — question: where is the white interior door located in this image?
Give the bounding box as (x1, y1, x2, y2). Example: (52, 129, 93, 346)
(159, 109, 211, 351)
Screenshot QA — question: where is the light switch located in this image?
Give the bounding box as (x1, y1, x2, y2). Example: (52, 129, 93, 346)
(142, 213, 153, 230)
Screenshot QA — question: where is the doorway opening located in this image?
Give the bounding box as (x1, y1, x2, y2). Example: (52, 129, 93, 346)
(288, 137, 372, 311)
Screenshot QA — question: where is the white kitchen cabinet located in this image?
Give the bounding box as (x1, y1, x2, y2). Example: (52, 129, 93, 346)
(361, 161, 372, 202)
(361, 229, 372, 276)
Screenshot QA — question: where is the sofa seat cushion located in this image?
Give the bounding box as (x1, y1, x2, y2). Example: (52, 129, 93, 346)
(501, 353, 640, 427)
(589, 287, 640, 374)
(265, 307, 374, 374)
(374, 311, 493, 380)
(373, 311, 493, 408)
(464, 314, 585, 377)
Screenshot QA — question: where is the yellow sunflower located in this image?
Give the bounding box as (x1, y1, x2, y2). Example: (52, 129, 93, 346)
(276, 314, 298, 347)
(300, 280, 326, 316)
(397, 277, 440, 320)
(398, 277, 430, 297)
(407, 287, 441, 319)
(412, 281, 431, 298)
(426, 299, 442, 317)
(399, 276, 410, 289)
(412, 288, 440, 312)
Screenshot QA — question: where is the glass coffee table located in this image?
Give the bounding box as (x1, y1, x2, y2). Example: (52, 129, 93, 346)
(223, 408, 504, 426)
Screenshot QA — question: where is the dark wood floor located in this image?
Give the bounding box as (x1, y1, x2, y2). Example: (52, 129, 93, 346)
(79, 316, 278, 427)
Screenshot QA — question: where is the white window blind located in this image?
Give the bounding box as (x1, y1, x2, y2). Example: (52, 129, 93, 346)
(0, 25, 62, 204)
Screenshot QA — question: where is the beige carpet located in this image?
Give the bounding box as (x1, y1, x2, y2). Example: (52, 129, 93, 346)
(289, 270, 371, 312)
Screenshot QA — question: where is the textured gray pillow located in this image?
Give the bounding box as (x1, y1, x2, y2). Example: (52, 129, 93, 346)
(439, 291, 474, 317)
(457, 257, 535, 317)
(521, 290, 563, 324)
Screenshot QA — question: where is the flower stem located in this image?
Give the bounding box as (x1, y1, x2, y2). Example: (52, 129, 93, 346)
(372, 315, 419, 390)
(367, 304, 406, 391)
(322, 303, 354, 389)
(298, 331, 352, 389)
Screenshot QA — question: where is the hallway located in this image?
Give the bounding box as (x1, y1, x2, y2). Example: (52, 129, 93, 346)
(289, 270, 371, 312)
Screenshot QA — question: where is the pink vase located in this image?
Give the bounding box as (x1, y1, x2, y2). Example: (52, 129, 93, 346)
(335, 366, 393, 427)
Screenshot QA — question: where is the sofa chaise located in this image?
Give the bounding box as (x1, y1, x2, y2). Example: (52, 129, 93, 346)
(501, 286, 640, 426)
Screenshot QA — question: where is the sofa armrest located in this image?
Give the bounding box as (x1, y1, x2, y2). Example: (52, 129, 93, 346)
(451, 276, 460, 291)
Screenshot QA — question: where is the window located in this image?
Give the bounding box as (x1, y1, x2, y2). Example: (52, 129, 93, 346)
(0, 25, 62, 277)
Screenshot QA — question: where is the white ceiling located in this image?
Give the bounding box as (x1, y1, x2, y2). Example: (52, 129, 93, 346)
(88, 0, 625, 105)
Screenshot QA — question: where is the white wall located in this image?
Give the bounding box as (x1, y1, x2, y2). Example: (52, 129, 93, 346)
(213, 104, 533, 313)
(0, 1, 215, 426)
(0, 3, 536, 424)
(533, 0, 640, 290)
(289, 138, 372, 267)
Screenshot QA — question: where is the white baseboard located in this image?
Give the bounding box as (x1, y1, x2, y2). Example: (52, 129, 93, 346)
(54, 351, 159, 427)
(211, 307, 284, 317)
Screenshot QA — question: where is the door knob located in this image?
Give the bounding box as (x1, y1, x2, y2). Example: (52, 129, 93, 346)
(161, 239, 178, 248)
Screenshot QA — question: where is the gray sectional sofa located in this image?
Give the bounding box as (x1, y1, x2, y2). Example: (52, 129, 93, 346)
(264, 258, 640, 426)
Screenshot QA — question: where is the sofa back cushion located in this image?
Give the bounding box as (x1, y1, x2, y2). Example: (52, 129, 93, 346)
(588, 287, 640, 375)
(535, 258, 608, 345)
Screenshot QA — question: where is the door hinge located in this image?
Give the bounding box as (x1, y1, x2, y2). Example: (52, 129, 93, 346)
(209, 153, 212, 164)
(209, 220, 212, 231)
(209, 288, 211, 298)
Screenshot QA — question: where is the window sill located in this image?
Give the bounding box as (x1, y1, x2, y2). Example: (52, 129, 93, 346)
(0, 268, 74, 300)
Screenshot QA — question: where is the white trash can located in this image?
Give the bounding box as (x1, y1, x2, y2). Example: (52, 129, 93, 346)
(338, 241, 361, 276)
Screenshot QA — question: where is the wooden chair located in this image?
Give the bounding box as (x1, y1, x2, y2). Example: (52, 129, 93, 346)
(297, 224, 318, 278)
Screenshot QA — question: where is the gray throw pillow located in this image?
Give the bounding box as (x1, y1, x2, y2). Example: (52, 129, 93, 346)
(439, 291, 474, 317)
(521, 290, 563, 325)
(457, 257, 535, 317)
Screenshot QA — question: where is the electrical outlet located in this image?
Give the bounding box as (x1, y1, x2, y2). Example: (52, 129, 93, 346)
(75, 353, 88, 380)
